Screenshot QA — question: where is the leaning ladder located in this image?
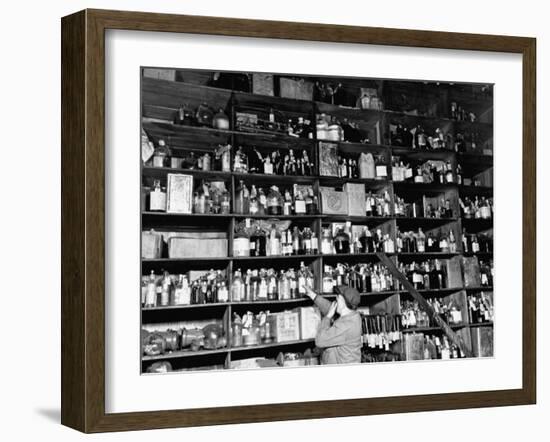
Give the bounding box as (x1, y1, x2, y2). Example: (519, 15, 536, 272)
(376, 252, 472, 358)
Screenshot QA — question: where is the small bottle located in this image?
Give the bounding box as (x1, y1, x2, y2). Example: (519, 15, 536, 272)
(149, 180, 166, 212)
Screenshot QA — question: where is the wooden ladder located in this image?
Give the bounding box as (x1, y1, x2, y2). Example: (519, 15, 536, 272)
(376, 252, 472, 358)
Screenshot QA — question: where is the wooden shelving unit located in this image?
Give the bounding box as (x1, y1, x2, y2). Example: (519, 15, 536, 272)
(141, 73, 494, 371)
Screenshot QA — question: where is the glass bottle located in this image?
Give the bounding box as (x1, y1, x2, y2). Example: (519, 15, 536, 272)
(149, 180, 167, 212)
(278, 270, 290, 300)
(145, 270, 157, 308)
(258, 269, 269, 300)
(221, 190, 231, 214)
(416, 228, 426, 253)
(212, 108, 230, 130)
(302, 228, 313, 255)
(305, 188, 316, 214)
(159, 272, 172, 307)
(294, 186, 306, 215)
(153, 139, 170, 168)
(298, 262, 308, 297)
(266, 186, 283, 216)
(234, 180, 248, 214)
(321, 227, 334, 255)
(249, 185, 259, 215)
(174, 274, 191, 306)
(217, 280, 229, 303)
(334, 228, 350, 254)
(288, 268, 298, 299)
(267, 223, 281, 256)
(231, 269, 244, 302)
(267, 269, 278, 300)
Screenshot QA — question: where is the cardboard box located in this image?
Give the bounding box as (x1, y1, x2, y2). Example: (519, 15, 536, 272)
(142, 68, 176, 82)
(142, 230, 163, 259)
(320, 187, 348, 215)
(268, 311, 300, 343)
(279, 77, 314, 101)
(168, 232, 228, 258)
(344, 183, 366, 216)
(166, 174, 193, 214)
(252, 73, 274, 96)
(471, 326, 493, 357)
(403, 333, 425, 361)
(462, 256, 482, 287)
(295, 307, 321, 340)
(319, 142, 339, 177)
(445, 256, 464, 289)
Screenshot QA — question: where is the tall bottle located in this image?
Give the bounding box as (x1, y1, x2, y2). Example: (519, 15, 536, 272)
(231, 269, 245, 302)
(145, 270, 157, 308)
(267, 224, 281, 256)
(359, 152, 376, 179)
(416, 228, 426, 253)
(174, 274, 191, 305)
(235, 180, 249, 214)
(266, 186, 283, 216)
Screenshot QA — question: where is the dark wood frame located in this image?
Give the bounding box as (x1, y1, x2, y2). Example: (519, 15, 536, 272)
(61, 8, 536, 433)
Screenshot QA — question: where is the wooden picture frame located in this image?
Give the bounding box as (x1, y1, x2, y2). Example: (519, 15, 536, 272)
(61, 9, 536, 433)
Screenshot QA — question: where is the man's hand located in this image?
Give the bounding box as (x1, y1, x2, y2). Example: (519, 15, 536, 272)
(303, 285, 317, 300)
(326, 301, 337, 319)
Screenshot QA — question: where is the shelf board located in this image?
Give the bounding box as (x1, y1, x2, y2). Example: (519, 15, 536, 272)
(143, 254, 322, 264)
(142, 347, 229, 361)
(464, 286, 493, 291)
(462, 251, 493, 257)
(322, 290, 401, 298)
(142, 302, 232, 311)
(458, 185, 493, 196)
(322, 215, 392, 224)
(230, 338, 315, 353)
(397, 252, 461, 259)
(468, 321, 494, 328)
(318, 175, 389, 187)
(393, 181, 458, 192)
(142, 166, 232, 181)
(401, 323, 468, 333)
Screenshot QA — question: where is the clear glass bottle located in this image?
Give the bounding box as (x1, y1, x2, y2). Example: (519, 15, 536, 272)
(174, 274, 191, 305)
(145, 270, 157, 308)
(231, 269, 244, 302)
(266, 186, 283, 216)
(321, 227, 334, 255)
(149, 180, 166, 212)
(266, 223, 281, 256)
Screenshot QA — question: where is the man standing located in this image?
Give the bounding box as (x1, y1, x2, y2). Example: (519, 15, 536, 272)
(304, 285, 362, 365)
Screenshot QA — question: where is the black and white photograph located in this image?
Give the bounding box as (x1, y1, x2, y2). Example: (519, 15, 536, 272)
(140, 68, 494, 374)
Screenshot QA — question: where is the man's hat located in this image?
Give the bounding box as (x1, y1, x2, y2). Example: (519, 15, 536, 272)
(334, 285, 360, 309)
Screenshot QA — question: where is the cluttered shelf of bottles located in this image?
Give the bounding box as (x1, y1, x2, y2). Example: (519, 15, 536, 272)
(141, 68, 494, 374)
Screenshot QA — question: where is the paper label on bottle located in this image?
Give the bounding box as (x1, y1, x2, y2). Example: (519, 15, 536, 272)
(304, 239, 312, 250)
(264, 163, 273, 175)
(375, 165, 387, 177)
(412, 273, 423, 283)
(295, 200, 306, 213)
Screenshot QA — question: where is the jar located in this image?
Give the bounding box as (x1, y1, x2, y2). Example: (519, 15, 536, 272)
(328, 122, 343, 141)
(316, 117, 329, 140)
(174, 103, 195, 126)
(212, 108, 230, 130)
(233, 232, 250, 257)
(195, 102, 214, 127)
